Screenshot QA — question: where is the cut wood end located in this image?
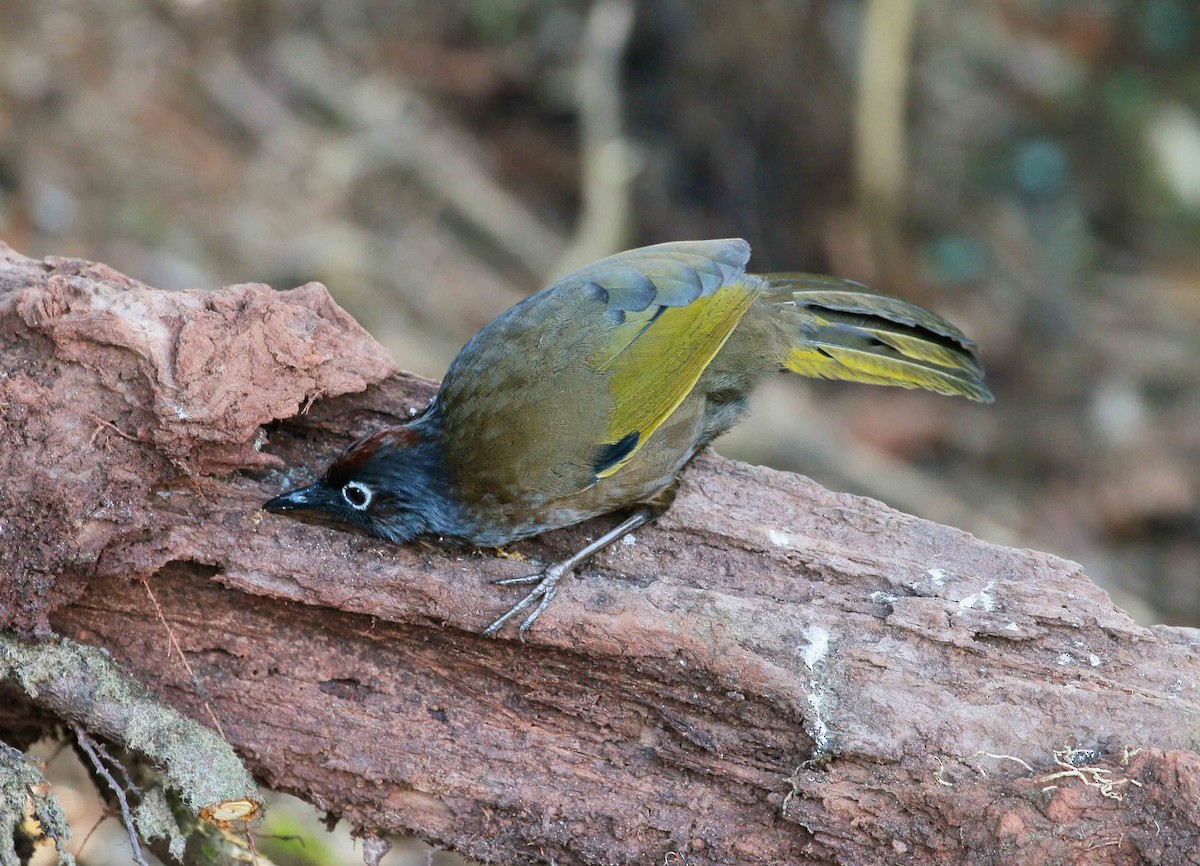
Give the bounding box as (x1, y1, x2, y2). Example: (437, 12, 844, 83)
(200, 798, 262, 826)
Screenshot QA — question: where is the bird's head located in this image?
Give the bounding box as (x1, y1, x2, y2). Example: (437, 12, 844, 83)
(263, 425, 455, 544)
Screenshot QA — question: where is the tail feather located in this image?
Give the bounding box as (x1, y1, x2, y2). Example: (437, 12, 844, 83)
(763, 274, 993, 403)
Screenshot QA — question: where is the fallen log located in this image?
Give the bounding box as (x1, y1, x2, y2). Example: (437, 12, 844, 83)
(1, 243, 1198, 865)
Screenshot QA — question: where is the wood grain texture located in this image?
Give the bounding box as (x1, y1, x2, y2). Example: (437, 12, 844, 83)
(3, 243, 1200, 864)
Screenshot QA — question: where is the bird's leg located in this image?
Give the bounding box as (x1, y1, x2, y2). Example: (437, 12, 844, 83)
(481, 506, 656, 640)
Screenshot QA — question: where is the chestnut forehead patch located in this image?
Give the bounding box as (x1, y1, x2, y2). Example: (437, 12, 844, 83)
(326, 426, 416, 483)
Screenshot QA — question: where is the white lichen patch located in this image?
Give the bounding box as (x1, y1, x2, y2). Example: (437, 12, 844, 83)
(1005, 622, 1021, 633)
(957, 581, 997, 613)
(927, 567, 948, 586)
(797, 625, 833, 754)
(1089, 653, 1102, 667)
(800, 625, 831, 671)
(135, 786, 187, 861)
(1057, 653, 1077, 665)
(807, 690, 830, 753)
(767, 529, 792, 547)
(870, 590, 898, 605)
(621, 533, 637, 546)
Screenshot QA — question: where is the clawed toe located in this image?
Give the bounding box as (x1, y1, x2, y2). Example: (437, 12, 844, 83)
(480, 509, 655, 640)
(492, 572, 546, 587)
(482, 567, 565, 640)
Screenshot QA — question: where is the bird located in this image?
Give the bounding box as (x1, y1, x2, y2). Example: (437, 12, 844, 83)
(264, 239, 991, 639)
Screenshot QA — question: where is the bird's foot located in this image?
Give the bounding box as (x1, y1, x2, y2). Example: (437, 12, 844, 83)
(481, 563, 570, 640)
(480, 508, 657, 640)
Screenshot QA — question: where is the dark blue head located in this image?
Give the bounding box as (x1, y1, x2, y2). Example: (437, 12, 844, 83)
(264, 424, 458, 544)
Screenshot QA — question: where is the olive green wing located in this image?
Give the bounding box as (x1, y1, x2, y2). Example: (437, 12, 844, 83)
(436, 239, 762, 504)
(573, 239, 764, 478)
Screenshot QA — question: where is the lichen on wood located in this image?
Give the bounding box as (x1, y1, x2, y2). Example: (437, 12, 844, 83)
(0, 741, 73, 866)
(0, 633, 261, 832)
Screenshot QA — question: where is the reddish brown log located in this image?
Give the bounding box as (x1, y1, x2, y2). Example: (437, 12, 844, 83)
(2, 243, 1199, 865)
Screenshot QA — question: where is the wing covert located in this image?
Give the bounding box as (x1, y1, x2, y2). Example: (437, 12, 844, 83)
(570, 239, 762, 478)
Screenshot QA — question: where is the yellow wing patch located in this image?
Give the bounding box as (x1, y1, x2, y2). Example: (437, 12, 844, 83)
(590, 279, 763, 478)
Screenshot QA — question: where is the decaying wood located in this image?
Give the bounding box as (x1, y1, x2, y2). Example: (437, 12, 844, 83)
(2, 242, 1199, 865)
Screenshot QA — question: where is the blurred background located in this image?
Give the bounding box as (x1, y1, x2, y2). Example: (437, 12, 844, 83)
(2, 0, 1199, 862)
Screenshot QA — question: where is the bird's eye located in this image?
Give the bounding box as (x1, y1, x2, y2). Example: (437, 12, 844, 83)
(341, 481, 372, 510)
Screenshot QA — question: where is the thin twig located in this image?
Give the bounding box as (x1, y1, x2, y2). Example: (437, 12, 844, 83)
(73, 725, 149, 866)
(73, 813, 111, 861)
(246, 826, 261, 865)
(974, 751, 1036, 775)
(140, 577, 228, 740)
(88, 413, 143, 444)
(300, 390, 324, 415)
(255, 833, 305, 846)
(87, 736, 141, 797)
(44, 737, 72, 766)
(1038, 746, 1144, 801)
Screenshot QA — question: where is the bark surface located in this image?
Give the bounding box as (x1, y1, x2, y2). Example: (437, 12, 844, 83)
(2, 243, 1199, 865)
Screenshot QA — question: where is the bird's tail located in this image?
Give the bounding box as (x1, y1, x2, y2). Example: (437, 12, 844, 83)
(761, 274, 993, 402)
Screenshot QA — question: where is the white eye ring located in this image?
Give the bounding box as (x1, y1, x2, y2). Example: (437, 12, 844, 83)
(341, 481, 373, 510)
